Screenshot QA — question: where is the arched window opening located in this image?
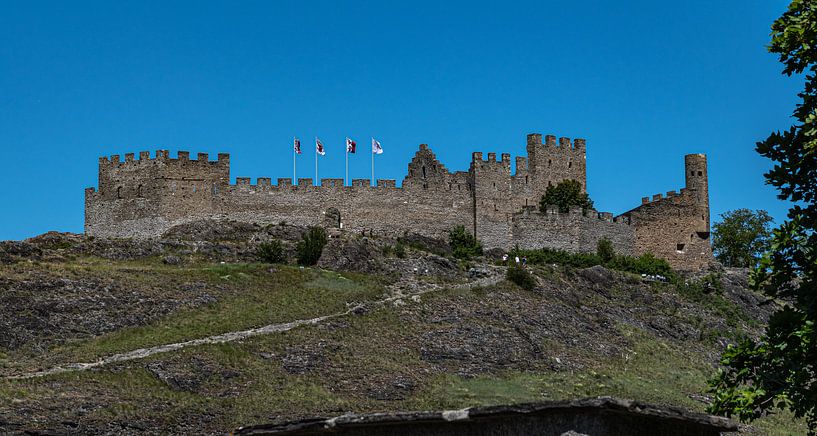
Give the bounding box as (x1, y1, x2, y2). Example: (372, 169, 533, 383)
(525, 175, 528, 184)
(137, 185, 144, 197)
(697, 171, 703, 176)
(422, 165, 427, 178)
(116, 186, 122, 199)
(212, 185, 219, 195)
(568, 160, 572, 169)
(171, 181, 177, 193)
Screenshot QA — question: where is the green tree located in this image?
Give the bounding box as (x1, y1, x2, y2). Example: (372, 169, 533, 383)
(539, 179, 594, 213)
(296, 227, 328, 266)
(707, 2, 817, 432)
(449, 225, 483, 259)
(597, 238, 615, 263)
(711, 209, 774, 268)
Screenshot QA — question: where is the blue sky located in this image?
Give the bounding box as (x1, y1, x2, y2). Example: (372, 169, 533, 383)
(0, 1, 799, 240)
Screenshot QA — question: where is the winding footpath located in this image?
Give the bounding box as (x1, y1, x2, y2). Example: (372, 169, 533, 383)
(7, 267, 505, 380)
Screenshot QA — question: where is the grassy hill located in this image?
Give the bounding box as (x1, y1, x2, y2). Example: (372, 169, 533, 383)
(0, 223, 808, 434)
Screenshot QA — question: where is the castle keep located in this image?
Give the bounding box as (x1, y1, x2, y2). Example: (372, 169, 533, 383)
(85, 133, 712, 270)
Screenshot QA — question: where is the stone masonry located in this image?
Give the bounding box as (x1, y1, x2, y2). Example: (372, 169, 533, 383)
(85, 133, 712, 270)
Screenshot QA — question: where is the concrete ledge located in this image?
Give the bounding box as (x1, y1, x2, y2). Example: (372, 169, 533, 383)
(234, 397, 736, 436)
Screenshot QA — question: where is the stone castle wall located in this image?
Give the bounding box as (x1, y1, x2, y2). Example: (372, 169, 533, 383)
(85, 133, 711, 270)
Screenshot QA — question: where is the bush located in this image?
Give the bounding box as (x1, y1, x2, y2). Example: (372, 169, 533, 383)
(511, 246, 675, 280)
(394, 242, 407, 259)
(257, 240, 286, 264)
(607, 253, 675, 280)
(506, 265, 536, 290)
(296, 227, 328, 266)
(597, 238, 615, 263)
(449, 225, 483, 259)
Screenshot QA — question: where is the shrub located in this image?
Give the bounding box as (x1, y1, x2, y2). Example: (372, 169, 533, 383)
(607, 253, 675, 280)
(296, 227, 328, 266)
(597, 238, 615, 263)
(394, 242, 407, 259)
(512, 246, 675, 280)
(257, 240, 286, 264)
(506, 265, 536, 290)
(449, 225, 483, 259)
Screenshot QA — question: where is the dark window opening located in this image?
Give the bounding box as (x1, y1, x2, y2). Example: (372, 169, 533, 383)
(525, 175, 528, 184)
(568, 160, 572, 168)
(116, 186, 122, 199)
(677, 243, 686, 252)
(548, 159, 552, 167)
(422, 165, 427, 178)
(696, 231, 710, 240)
(697, 171, 702, 176)
(691, 171, 694, 176)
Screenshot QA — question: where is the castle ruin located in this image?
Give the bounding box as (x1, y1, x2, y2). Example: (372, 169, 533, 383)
(85, 133, 712, 270)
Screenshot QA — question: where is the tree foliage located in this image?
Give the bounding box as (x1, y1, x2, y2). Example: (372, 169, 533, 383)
(707, 1, 817, 432)
(597, 238, 615, 263)
(257, 239, 286, 264)
(711, 209, 774, 268)
(539, 179, 594, 213)
(449, 225, 483, 259)
(296, 227, 328, 266)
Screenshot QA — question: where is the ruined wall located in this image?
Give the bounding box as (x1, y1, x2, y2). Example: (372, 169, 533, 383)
(619, 154, 711, 270)
(511, 206, 634, 254)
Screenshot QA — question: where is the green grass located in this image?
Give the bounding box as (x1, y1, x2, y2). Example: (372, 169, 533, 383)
(9, 262, 385, 370)
(0, 258, 807, 434)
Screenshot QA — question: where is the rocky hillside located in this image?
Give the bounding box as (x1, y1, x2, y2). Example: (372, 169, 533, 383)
(0, 221, 807, 434)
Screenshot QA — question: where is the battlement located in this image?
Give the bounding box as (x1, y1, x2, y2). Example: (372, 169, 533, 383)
(526, 133, 586, 150)
(99, 150, 229, 167)
(525, 205, 632, 226)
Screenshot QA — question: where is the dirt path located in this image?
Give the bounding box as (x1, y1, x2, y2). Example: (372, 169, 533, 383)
(7, 267, 505, 380)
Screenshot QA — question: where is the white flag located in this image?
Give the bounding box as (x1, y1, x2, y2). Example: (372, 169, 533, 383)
(372, 138, 383, 154)
(346, 137, 357, 153)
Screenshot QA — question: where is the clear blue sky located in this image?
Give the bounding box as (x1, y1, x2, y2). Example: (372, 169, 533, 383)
(0, 1, 800, 240)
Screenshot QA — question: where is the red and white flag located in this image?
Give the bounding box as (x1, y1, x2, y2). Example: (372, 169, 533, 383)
(372, 138, 383, 154)
(316, 137, 325, 155)
(294, 137, 301, 154)
(346, 137, 357, 153)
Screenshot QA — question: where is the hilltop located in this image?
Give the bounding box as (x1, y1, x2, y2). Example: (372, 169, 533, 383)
(0, 221, 807, 434)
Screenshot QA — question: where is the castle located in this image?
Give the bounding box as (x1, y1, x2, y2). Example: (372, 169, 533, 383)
(85, 133, 712, 270)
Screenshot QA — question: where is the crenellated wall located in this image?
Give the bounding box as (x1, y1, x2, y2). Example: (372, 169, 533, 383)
(511, 206, 634, 254)
(85, 133, 710, 270)
(618, 154, 711, 270)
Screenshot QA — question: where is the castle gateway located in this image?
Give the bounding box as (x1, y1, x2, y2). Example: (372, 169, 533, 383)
(85, 133, 711, 270)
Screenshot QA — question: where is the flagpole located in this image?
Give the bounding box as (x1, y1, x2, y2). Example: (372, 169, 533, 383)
(371, 139, 374, 186)
(345, 139, 349, 186)
(315, 137, 318, 185)
(293, 137, 296, 184)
